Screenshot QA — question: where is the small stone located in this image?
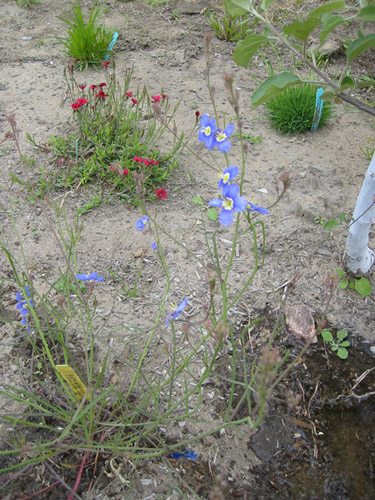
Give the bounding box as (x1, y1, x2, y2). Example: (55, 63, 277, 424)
(286, 305, 317, 344)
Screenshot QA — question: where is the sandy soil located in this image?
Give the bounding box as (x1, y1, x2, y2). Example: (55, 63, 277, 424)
(0, 0, 375, 498)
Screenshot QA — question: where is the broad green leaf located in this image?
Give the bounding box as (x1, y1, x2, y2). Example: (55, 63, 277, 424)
(339, 278, 349, 289)
(283, 18, 321, 42)
(191, 196, 204, 206)
(341, 341, 350, 347)
(321, 91, 336, 101)
(207, 208, 218, 221)
(336, 268, 345, 278)
(338, 212, 346, 223)
(354, 277, 371, 296)
(307, 1, 345, 20)
(357, 79, 375, 88)
(319, 15, 346, 46)
(346, 33, 375, 63)
(337, 329, 348, 340)
(323, 219, 339, 230)
(233, 34, 269, 68)
(224, 0, 248, 16)
(251, 72, 301, 107)
(358, 6, 375, 21)
(227, 0, 252, 13)
(261, 0, 276, 10)
(337, 347, 348, 359)
(321, 330, 333, 342)
(340, 76, 355, 91)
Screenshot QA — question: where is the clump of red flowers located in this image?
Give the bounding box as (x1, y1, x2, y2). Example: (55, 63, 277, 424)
(71, 98, 88, 110)
(156, 188, 167, 200)
(151, 94, 167, 102)
(134, 156, 159, 166)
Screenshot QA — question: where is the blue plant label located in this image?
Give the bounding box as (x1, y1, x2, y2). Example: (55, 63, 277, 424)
(104, 32, 118, 61)
(311, 88, 324, 131)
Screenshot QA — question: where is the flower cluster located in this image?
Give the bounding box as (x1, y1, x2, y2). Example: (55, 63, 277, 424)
(134, 156, 159, 166)
(151, 94, 167, 102)
(16, 286, 34, 332)
(198, 113, 234, 153)
(71, 98, 88, 110)
(136, 215, 149, 231)
(199, 115, 269, 226)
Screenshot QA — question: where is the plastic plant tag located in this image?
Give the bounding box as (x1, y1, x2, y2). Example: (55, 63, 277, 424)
(311, 88, 324, 131)
(56, 365, 90, 400)
(104, 32, 118, 62)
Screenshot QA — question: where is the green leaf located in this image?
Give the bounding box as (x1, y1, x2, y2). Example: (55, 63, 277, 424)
(339, 278, 349, 289)
(336, 268, 345, 278)
(224, 0, 248, 16)
(322, 330, 334, 342)
(338, 212, 346, 223)
(207, 208, 218, 221)
(191, 196, 204, 206)
(283, 18, 321, 42)
(323, 219, 339, 230)
(358, 6, 375, 21)
(321, 91, 336, 101)
(227, 0, 252, 12)
(261, 0, 276, 10)
(307, 1, 346, 20)
(337, 328, 348, 340)
(341, 341, 350, 347)
(233, 34, 269, 68)
(251, 72, 301, 107)
(346, 34, 375, 63)
(319, 15, 346, 46)
(337, 347, 348, 359)
(354, 277, 371, 296)
(340, 76, 355, 90)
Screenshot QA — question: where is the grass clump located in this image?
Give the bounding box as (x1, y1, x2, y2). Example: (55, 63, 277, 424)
(31, 68, 182, 208)
(266, 84, 332, 134)
(56, 1, 115, 70)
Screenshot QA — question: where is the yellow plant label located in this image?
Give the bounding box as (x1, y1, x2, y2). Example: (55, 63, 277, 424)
(56, 365, 89, 400)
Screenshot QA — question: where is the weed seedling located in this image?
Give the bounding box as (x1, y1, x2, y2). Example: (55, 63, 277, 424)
(321, 328, 350, 360)
(336, 268, 371, 297)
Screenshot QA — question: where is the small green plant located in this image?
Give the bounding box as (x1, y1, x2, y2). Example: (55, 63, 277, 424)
(191, 195, 218, 221)
(322, 212, 346, 231)
(33, 68, 182, 207)
(321, 328, 350, 359)
(266, 84, 332, 134)
(236, 131, 262, 144)
(336, 268, 371, 297)
(17, 0, 40, 7)
(204, 1, 254, 42)
(56, 1, 115, 70)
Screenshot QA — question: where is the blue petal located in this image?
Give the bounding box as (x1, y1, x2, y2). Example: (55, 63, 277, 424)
(217, 139, 231, 153)
(225, 165, 239, 179)
(225, 183, 240, 200)
(151, 242, 157, 251)
(233, 196, 248, 213)
(200, 114, 210, 127)
(176, 297, 188, 313)
(248, 202, 269, 214)
(223, 123, 234, 137)
(209, 198, 223, 208)
(219, 209, 234, 226)
(76, 273, 89, 281)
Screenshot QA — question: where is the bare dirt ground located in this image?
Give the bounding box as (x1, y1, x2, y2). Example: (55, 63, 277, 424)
(0, 0, 375, 498)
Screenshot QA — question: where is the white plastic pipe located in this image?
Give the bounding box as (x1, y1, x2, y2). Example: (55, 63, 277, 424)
(344, 151, 375, 274)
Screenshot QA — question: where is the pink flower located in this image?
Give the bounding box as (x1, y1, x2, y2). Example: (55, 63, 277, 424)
(162, 94, 167, 99)
(152, 95, 161, 102)
(95, 90, 108, 99)
(76, 98, 87, 105)
(156, 188, 167, 200)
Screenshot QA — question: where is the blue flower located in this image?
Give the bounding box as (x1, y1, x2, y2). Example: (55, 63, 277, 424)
(76, 272, 104, 282)
(166, 297, 188, 326)
(215, 123, 234, 153)
(151, 242, 157, 251)
(136, 215, 149, 231)
(247, 201, 269, 215)
(198, 114, 217, 150)
(218, 165, 239, 191)
(169, 450, 197, 460)
(16, 286, 34, 332)
(209, 183, 247, 226)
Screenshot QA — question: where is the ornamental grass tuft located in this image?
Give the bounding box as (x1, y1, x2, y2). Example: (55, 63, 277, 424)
(266, 84, 332, 134)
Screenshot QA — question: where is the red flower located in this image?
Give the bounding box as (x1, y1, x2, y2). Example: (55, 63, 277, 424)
(195, 111, 200, 117)
(156, 188, 167, 200)
(131, 98, 137, 105)
(71, 102, 81, 110)
(99, 83, 107, 87)
(126, 91, 133, 97)
(78, 84, 86, 90)
(102, 62, 110, 67)
(76, 98, 87, 105)
(152, 95, 161, 102)
(95, 90, 108, 99)
(90, 84, 97, 90)
(162, 94, 167, 99)
(123, 169, 129, 175)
